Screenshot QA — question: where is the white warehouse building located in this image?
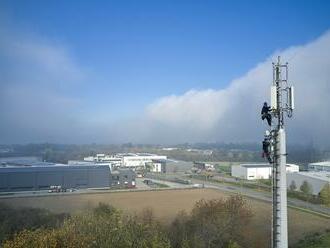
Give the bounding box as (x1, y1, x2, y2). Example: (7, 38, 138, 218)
(82, 153, 167, 171)
(119, 153, 167, 168)
(231, 163, 299, 180)
(83, 154, 122, 166)
(287, 171, 330, 195)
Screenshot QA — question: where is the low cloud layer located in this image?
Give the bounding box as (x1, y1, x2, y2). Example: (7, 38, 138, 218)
(0, 25, 88, 143)
(1, 23, 330, 146)
(143, 31, 330, 146)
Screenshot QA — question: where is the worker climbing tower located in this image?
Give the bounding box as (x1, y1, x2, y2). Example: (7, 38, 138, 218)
(268, 56, 294, 248)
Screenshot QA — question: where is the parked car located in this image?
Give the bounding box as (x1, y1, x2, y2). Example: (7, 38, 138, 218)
(143, 179, 154, 185)
(48, 185, 66, 193)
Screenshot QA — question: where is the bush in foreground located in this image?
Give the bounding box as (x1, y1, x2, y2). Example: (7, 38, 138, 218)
(0, 203, 67, 245)
(292, 230, 330, 248)
(168, 195, 253, 248)
(3, 195, 252, 248)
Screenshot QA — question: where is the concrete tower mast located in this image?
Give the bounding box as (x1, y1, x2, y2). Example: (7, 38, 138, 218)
(270, 56, 294, 248)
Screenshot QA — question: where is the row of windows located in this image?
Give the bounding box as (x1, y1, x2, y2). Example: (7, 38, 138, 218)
(112, 175, 129, 180)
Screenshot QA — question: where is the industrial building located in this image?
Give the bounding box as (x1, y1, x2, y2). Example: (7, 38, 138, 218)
(110, 169, 136, 188)
(308, 161, 330, 172)
(83, 154, 122, 167)
(145, 159, 166, 173)
(231, 163, 299, 180)
(118, 153, 167, 169)
(0, 159, 135, 192)
(193, 162, 215, 172)
(83, 153, 167, 171)
(287, 171, 330, 195)
(166, 160, 194, 173)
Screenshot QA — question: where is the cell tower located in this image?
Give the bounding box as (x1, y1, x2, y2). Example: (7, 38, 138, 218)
(269, 56, 294, 248)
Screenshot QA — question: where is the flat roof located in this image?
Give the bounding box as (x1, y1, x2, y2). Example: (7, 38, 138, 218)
(0, 156, 40, 162)
(0, 157, 46, 166)
(239, 163, 298, 168)
(1, 161, 56, 167)
(293, 171, 330, 182)
(0, 164, 110, 173)
(69, 160, 114, 165)
(242, 164, 270, 168)
(309, 161, 330, 167)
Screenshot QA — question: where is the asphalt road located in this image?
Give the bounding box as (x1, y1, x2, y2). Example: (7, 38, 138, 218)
(0, 178, 195, 199)
(1, 176, 329, 217)
(144, 178, 193, 189)
(187, 177, 330, 216)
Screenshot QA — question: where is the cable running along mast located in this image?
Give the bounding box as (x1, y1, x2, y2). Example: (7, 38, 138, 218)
(264, 56, 294, 248)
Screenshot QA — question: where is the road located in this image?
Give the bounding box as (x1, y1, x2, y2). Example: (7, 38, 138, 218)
(1, 175, 329, 217)
(144, 178, 194, 188)
(186, 177, 330, 216)
(0, 178, 195, 199)
(136, 174, 330, 216)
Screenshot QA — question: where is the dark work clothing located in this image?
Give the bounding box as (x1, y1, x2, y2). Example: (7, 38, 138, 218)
(262, 113, 272, 126)
(261, 102, 273, 162)
(261, 105, 271, 115)
(261, 105, 272, 126)
(262, 139, 272, 163)
(262, 140, 270, 154)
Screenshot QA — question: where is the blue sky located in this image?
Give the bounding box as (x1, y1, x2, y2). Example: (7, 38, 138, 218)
(1, 0, 330, 144)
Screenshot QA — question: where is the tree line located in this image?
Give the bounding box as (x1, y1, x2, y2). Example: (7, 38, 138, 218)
(288, 180, 330, 206)
(1, 143, 329, 164)
(1, 195, 253, 248)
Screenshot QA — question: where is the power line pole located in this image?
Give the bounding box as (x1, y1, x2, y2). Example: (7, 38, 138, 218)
(269, 56, 294, 248)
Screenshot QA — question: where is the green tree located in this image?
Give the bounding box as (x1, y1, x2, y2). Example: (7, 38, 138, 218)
(168, 195, 253, 248)
(3, 198, 254, 248)
(319, 183, 330, 206)
(227, 240, 241, 248)
(289, 180, 297, 191)
(300, 180, 313, 196)
(3, 203, 170, 248)
(0, 203, 67, 245)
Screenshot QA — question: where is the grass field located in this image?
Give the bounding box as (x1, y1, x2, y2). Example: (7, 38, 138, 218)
(1, 189, 329, 247)
(292, 232, 330, 248)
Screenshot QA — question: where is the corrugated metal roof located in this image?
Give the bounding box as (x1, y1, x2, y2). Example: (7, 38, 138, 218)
(240, 163, 298, 168)
(0, 164, 110, 173)
(242, 164, 270, 168)
(239, 163, 269, 168)
(309, 161, 330, 167)
(296, 171, 330, 181)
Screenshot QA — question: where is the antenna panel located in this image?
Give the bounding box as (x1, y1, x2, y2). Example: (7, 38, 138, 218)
(271, 86, 277, 109)
(288, 86, 294, 110)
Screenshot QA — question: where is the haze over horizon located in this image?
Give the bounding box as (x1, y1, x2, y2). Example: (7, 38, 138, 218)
(1, 1, 330, 147)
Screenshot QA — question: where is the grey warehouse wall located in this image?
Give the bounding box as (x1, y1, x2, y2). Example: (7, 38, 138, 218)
(0, 165, 110, 191)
